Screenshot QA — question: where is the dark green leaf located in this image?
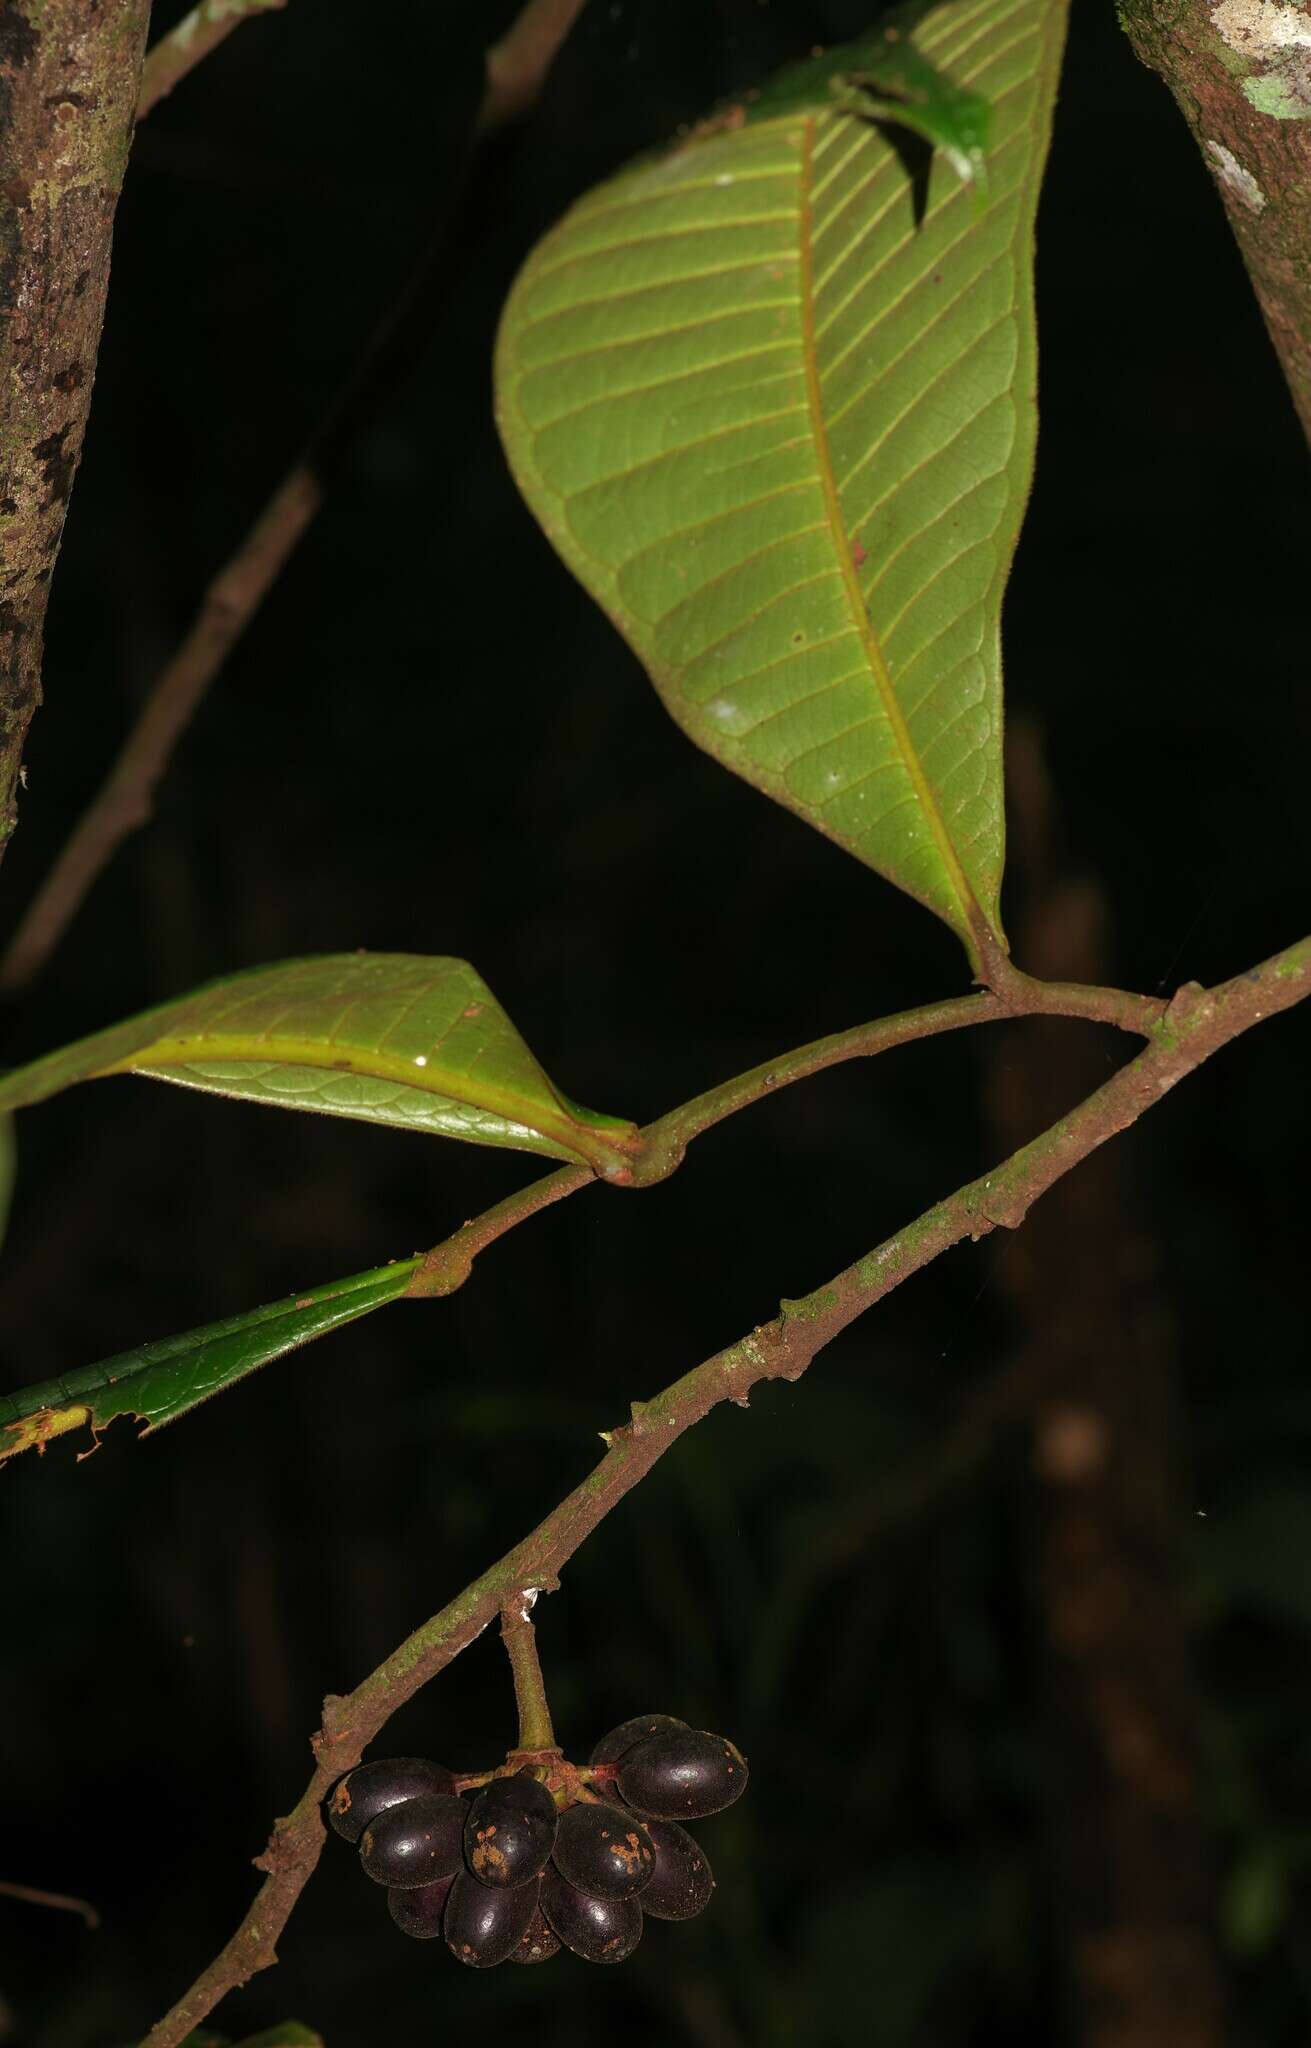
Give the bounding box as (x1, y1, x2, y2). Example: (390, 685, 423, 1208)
(0, 1259, 417, 1466)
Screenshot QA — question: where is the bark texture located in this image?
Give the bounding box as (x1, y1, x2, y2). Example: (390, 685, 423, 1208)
(1120, 0, 1311, 447)
(0, 0, 150, 857)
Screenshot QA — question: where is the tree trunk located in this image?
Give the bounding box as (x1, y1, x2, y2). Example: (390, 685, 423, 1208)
(0, 0, 150, 858)
(1120, 0, 1311, 448)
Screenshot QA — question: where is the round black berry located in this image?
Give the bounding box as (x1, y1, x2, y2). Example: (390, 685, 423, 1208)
(464, 1770, 558, 1889)
(588, 1713, 688, 1767)
(327, 1757, 456, 1844)
(640, 1818, 715, 1921)
(540, 1865, 642, 1964)
(616, 1728, 748, 1819)
(553, 1799, 655, 1899)
(359, 1792, 467, 1888)
(444, 1870, 540, 1968)
(387, 1874, 454, 1939)
(508, 1905, 561, 1964)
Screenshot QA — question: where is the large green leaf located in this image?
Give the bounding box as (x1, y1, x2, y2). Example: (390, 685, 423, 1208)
(0, 953, 639, 1175)
(0, 1259, 417, 1465)
(495, 0, 1068, 967)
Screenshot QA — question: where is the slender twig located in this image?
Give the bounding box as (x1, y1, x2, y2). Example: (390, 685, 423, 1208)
(0, 469, 322, 996)
(0, 1877, 100, 1929)
(137, 0, 287, 120)
(139, 930, 1310, 2048)
(500, 1605, 557, 1753)
(0, 973, 1178, 1465)
(0, 0, 590, 996)
(408, 978, 1164, 1297)
(478, 0, 589, 136)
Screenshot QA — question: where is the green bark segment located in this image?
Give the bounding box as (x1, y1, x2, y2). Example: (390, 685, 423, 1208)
(0, 953, 639, 1173)
(495, 0, 1068, 966)
(0, 1260, 418, 1465)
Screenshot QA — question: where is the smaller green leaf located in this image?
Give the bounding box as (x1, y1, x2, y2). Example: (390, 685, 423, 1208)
(750, 4, 992, 188)
(831, 59, 990, 192)
(0, 1259, 417, 1466)
(0, 954, 639, 1176)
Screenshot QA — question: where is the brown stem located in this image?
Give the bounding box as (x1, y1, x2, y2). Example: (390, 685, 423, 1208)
(0, 973, 1188, 1471)
(137, 0, 287, 120)
(138, 930, 1310, 2048)
(0, 0, 152, 864)
(0, 469, 322, 993)
(0, 0, 590, 994)
(500, 1605, 556, 1753)
(477, 0, 589, 136)
(408, 978, 1163, 1301)
(0, 1877, 99, 1928)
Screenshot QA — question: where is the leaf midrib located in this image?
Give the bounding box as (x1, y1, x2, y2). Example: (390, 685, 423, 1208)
(106, 1033, 579, 1147)
(797, 112, 980, 939)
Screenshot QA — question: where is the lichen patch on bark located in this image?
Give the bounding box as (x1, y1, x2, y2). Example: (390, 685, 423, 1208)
(1210, 0, 1311, 114)
(1205, 136, 1268, 203)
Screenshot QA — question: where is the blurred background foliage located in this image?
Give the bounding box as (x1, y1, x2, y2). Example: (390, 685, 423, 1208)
(0, 1, 1308, 2044)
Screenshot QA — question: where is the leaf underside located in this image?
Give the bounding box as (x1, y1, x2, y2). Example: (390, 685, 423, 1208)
(0, 953, 638, 1174)
(496, 0, 1068, 965)
(0, 1260, 417, 1466)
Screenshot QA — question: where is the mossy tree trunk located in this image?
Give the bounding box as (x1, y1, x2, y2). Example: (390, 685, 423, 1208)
(0, 0, 150, 860)
(1119, 0, 1311, 447)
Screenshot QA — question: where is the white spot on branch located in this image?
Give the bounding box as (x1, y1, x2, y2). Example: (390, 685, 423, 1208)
(1205, 139, 1268, 209)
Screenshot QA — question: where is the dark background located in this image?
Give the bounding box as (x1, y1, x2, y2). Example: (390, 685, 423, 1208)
(1, 1, 1308, 2043)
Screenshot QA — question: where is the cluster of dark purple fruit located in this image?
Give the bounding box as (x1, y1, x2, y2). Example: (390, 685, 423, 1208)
(327, 1713, 746, 1967)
